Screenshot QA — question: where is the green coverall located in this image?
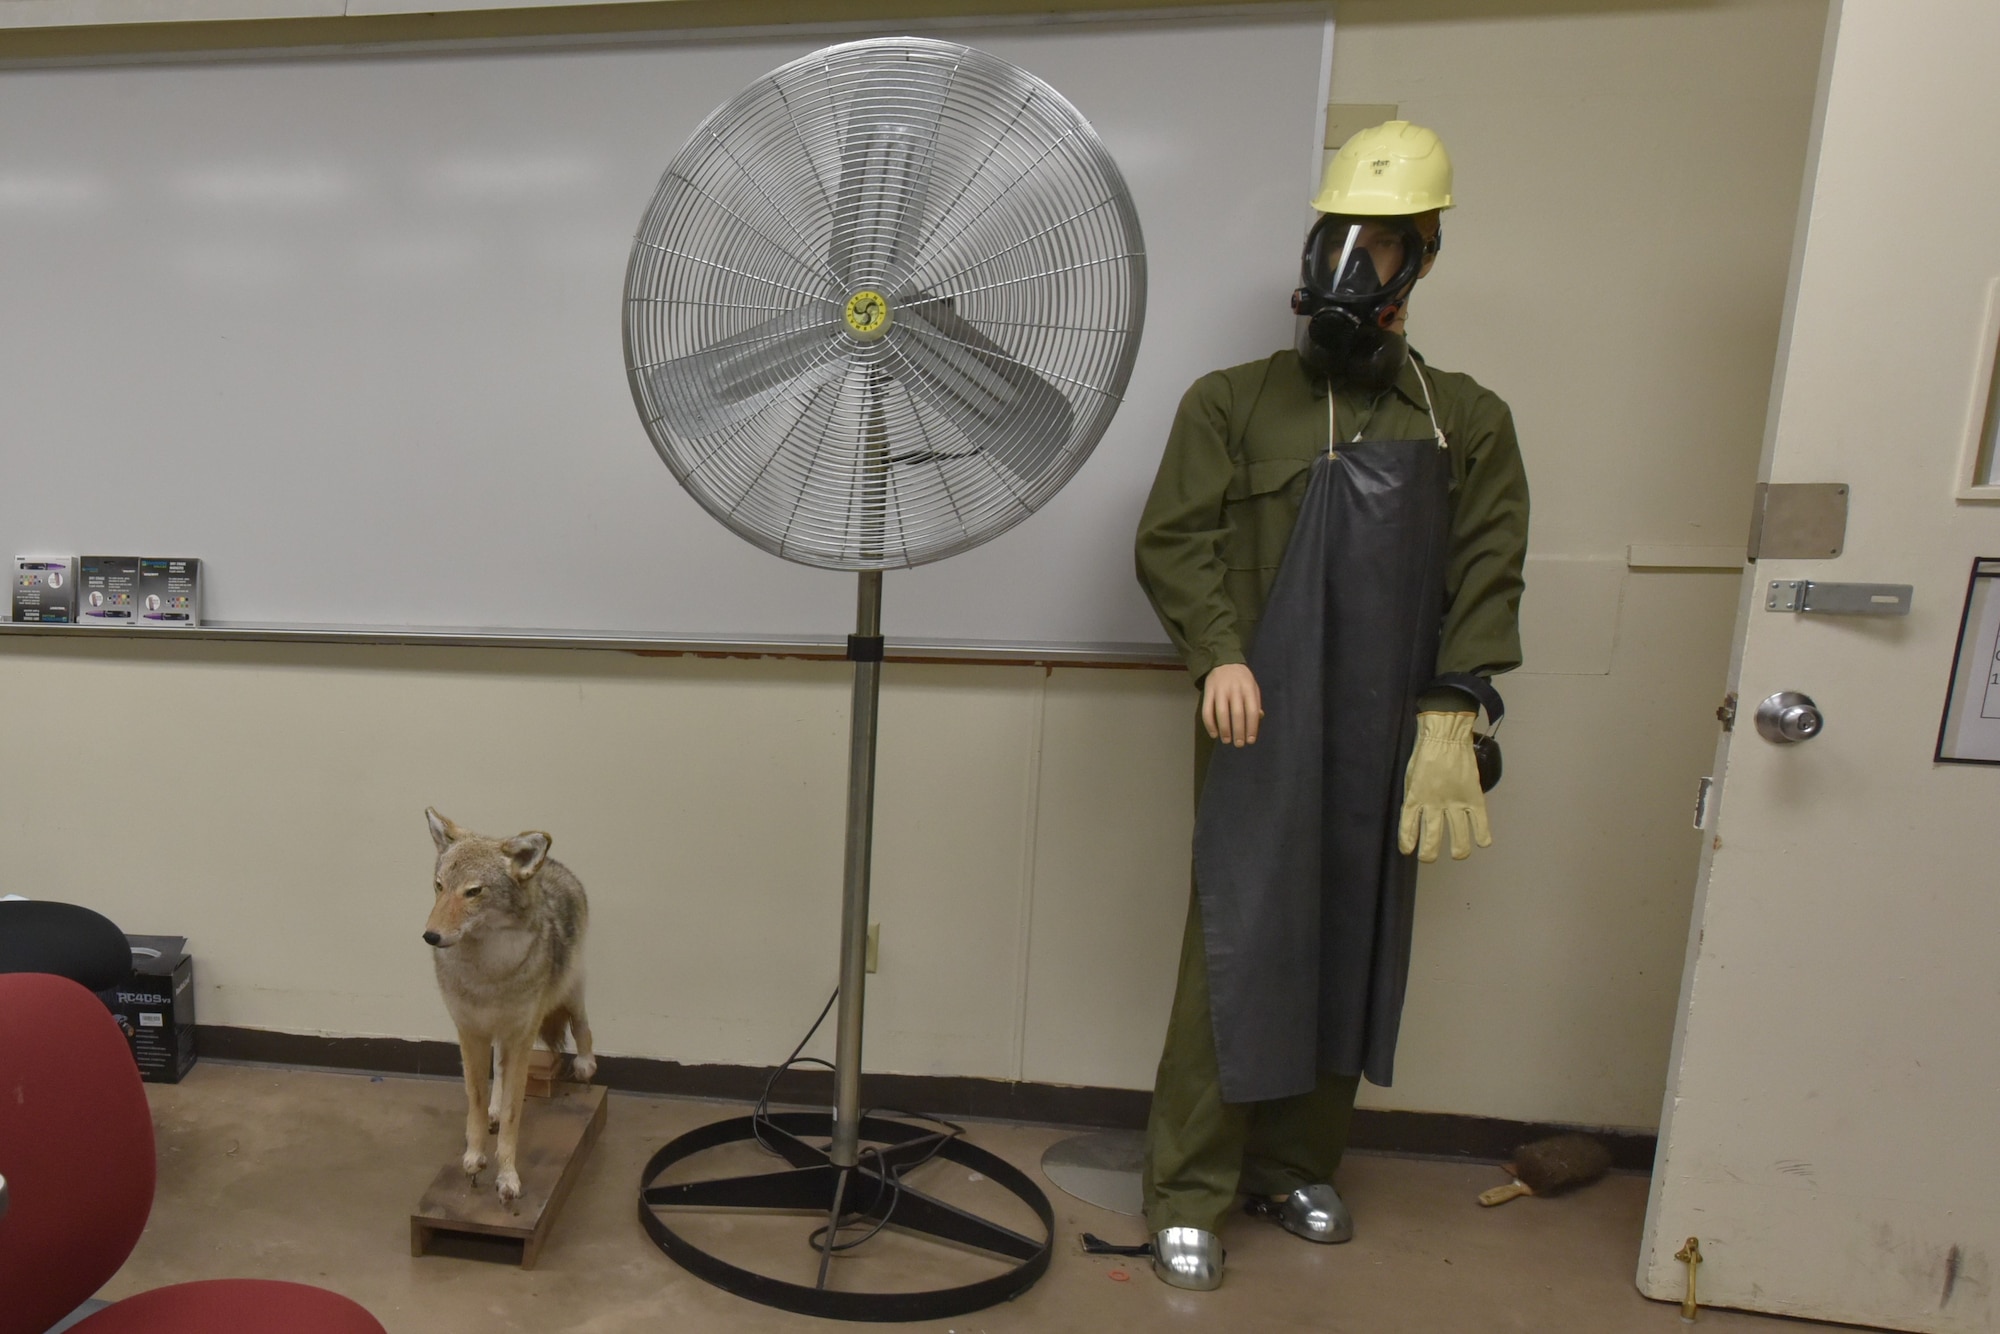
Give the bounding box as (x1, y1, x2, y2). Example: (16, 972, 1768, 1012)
(1134, 348, 1529, 1233)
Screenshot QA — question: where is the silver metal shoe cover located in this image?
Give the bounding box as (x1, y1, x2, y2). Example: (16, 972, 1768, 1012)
(1151, 1226, 1224, 1290)
(1278, 1182, 1354, 1243)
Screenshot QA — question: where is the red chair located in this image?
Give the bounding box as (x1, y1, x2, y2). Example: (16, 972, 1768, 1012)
(0, 973, 386, 1334)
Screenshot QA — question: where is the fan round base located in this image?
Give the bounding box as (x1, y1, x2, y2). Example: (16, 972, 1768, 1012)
(638, 1110, 1054, 1322)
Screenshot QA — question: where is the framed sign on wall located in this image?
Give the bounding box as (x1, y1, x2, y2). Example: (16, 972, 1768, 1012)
(1935, 556, 2000, 763)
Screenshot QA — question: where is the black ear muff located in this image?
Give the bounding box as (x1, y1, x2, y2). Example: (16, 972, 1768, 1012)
(1473, 733, 1502, 792)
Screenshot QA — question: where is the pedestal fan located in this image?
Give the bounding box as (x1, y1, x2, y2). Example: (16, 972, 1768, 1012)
(623, 36, 1145, 1321)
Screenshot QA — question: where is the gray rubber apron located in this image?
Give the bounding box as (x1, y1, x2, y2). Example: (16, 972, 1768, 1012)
(1192, 425, 1451, 1105)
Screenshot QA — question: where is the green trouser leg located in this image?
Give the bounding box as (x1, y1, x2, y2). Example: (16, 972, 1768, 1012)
(1142, 888, 1362, 1234)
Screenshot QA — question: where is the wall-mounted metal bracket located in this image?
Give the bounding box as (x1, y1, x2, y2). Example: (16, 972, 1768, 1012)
(1765, 581, 1912, 615)
(1748, 482, 1848, 560)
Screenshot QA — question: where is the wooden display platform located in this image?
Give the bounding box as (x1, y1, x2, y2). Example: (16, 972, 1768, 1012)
(525, 1047, 564, 1098)
(410, 1075, 607, 1269)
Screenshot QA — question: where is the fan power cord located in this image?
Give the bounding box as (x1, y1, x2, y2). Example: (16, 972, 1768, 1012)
(808, 1107, 964, 1255)
(750, 986, 966, 1257)
(749, 986, 839, 1159)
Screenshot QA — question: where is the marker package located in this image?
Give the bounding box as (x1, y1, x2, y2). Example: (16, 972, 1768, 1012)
(12, 555, 76, 623)
(78, 555, 140, 625)
(136, 557, 201, 628)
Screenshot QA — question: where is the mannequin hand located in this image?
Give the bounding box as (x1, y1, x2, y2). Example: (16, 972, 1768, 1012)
(1398, 712, 1492, 863)
(1202, 663, 1263, 747)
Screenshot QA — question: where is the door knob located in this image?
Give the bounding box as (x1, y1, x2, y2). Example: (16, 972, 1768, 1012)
(1755, 691, 1823, 743)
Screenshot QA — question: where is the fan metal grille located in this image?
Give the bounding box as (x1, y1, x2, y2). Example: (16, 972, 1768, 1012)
(624, 37, 1147, 570)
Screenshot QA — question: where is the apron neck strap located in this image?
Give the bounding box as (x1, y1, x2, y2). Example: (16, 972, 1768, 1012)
(1410, 358, 1449, 450)
(1328, 360, 1451, 453)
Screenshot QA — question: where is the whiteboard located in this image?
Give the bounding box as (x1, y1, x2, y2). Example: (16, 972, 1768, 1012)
(0, 11, 1330, 652)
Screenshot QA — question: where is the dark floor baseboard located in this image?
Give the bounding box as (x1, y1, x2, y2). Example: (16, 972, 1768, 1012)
(1349, 1109, 1656, 1173)
(195, 1024, 1658, 1172)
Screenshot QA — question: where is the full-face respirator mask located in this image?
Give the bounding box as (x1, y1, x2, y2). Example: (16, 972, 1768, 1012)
(1290, 213, 1437, 392)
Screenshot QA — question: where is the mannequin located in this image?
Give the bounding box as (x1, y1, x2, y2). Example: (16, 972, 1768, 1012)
(1132, 121, 1529, 1290)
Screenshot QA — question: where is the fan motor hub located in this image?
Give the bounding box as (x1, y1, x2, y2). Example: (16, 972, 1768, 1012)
(843, 289, 892, 340)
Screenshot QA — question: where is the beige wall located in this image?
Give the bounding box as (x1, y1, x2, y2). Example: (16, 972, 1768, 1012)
(0, 0, 1827, 1132)
(1328, 0, 1826, 1127)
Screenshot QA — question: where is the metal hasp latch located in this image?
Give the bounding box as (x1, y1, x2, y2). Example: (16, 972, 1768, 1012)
(1765, 581, 1913, 615)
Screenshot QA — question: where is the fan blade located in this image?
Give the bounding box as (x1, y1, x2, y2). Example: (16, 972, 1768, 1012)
(855, 365, 894, 561)
(829, 124, 933, 290)
(643, 307, 845, 439)
(889, 298, 1075, 483)
(827, 51, 950, 289)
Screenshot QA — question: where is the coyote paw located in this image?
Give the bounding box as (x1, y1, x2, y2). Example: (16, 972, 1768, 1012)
(497, 1168, 522, 1202)
(572, 1054, 597, 1082)
(462, 1148, 488, 1176)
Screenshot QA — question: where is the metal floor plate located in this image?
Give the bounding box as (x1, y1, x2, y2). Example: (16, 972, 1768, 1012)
(1040, 1129, 1146, 1216)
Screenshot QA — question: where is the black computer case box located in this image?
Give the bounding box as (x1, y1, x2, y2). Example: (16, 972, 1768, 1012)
(98, 934, 197, 1083)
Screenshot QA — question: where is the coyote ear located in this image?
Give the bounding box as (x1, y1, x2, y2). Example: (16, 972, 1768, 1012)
(426, 807, 469, 854)
(502, 832, 551, 881)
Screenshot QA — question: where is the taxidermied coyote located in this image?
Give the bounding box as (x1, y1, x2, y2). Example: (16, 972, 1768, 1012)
(424, 808, 596, 1202)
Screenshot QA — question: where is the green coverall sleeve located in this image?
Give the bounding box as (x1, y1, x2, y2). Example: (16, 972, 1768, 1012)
(1135, 375, 1244, 685)
(1438, 394, 1529, 682)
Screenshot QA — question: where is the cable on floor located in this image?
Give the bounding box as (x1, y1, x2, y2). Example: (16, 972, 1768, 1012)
(749, 986, 966, 1256)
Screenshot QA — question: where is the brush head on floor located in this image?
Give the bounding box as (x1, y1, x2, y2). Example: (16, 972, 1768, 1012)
(1510, 1134, 1612, 1197)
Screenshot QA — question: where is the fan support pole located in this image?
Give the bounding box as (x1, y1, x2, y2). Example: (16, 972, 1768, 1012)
(830, 569, 883, 1172)
(637, 570, 1054, 1321)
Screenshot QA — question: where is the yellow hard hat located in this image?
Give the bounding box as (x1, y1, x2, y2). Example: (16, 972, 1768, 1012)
(1311, 120, 1454, 216)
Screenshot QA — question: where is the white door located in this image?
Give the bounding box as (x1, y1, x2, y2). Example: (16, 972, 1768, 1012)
(1640, 3, 2000, 1329)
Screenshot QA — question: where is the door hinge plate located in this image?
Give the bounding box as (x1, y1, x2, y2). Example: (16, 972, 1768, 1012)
(1765, 580, 1912, 615)
(1748, 482, 1848, 560)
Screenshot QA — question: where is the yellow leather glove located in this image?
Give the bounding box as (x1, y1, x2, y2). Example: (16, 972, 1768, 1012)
(1397, 711, 1493, 864)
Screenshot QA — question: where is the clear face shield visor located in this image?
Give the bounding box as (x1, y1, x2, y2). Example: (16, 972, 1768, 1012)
(1291, 213, 1434, 390)
(1296, 215, 1428, 323)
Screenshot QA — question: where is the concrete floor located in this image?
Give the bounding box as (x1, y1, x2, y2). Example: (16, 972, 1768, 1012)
(97, 1062, 1861, 1334)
